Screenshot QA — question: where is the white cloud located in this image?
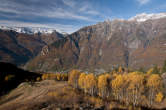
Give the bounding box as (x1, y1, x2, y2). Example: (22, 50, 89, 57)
(39, 8, 97, 22)
(79, 5, 89, 12)
(0, 0, 104, 33)
(0, 0, 98, 22)
(136, 0, 150, 5)
(62, 0, 76, 8)
(86, 10, 100, 15)
(0, 6, 96, 22)
(0, 20, 50, 28)
(79, 5, 100, 16)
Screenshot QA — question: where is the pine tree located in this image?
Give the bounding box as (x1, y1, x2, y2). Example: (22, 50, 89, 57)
(138, 67, 145, 73)
(162, 60, 166, 73)
(147, 65, 160, 74)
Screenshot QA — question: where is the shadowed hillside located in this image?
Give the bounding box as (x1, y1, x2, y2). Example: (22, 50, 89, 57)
(0, 29, 64, 65)
(0, 62, 41, 95)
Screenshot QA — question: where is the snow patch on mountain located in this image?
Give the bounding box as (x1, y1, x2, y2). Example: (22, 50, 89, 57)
(129, 13, 166, 22)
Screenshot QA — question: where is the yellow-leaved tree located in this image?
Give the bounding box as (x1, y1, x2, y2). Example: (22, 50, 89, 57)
(147, 68, 154, 74)
(78, 73, 87, 92)
(111, 74, 126, 100)
(147, 74, 163, 106)
(85, 73, 97, 96)
(68, 69, 81, 88)
(98, 74, 111, 98)
(127, 72, 144, 106)
(118, 66, 124, 73)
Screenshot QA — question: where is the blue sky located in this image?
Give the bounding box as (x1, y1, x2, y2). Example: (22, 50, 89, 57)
(0, 0, 166, 33)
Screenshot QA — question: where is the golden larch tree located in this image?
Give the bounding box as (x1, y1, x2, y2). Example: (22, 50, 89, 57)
(98, 74, 111, 98)
(147, 74, 163, 105)
(111, 74, 126, 100)
(127, 72, 145, 106)
(68, 69, 81, 88)
(85, 73, 97, 96)
(78, 73, 87, 92)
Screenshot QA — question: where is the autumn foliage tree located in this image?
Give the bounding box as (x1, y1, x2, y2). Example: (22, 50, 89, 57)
(68, 67, 165, 108)
(98, 74, 111, 98)
(85, 74, 97, 96)
(68, 69, 81, 88)
(118, 66, 124, 73)
(147, 74, 163, 106)
(41, 73, 68, 81)
(127, 72, 145, 106)
(78, 73, 87, 92)
(112, 74, 126, 100)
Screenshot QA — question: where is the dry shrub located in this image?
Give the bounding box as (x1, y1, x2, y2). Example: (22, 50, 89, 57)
(48, 85, 81, 106)
(5, 74, 15, 81)
(62, 86, 73, 92)
(48, 91, 59, 97)
(36, 77, 41, 81)
(42, 73, 68, 81)
(119, 105, 127, 109)
(128, 105, 133, 110)
(109, 103, 114, 110)
(155, 92, 164, 103)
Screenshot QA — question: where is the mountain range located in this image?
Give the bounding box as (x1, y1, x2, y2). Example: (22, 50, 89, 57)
(0, 26, 58, 34)
(1, 13, 166, 72)
(0, 29, 64, 65)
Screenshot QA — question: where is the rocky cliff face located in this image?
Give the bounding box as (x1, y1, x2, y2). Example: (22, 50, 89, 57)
(25, 17, 166, 72)
(0, 30, 64, 65)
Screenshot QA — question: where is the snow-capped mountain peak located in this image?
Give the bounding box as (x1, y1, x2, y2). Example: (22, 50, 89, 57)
(0, 26, 56, 34)
(129, 13, 166, 22)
